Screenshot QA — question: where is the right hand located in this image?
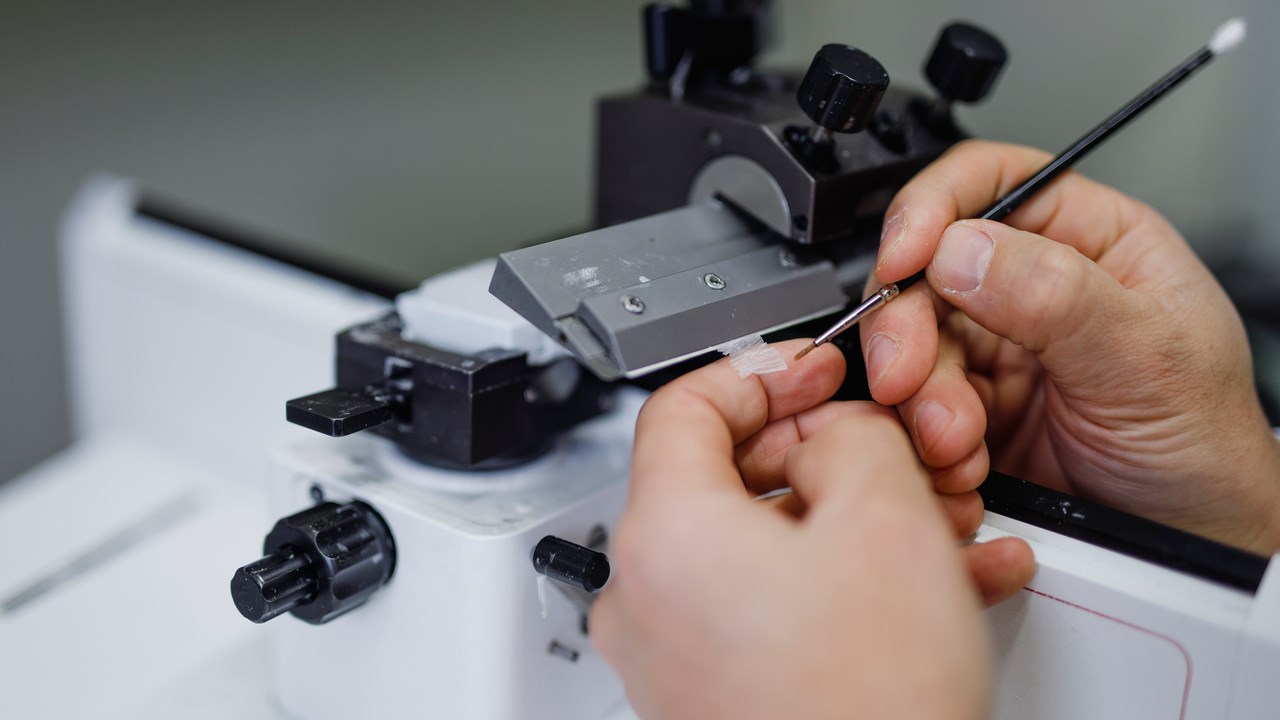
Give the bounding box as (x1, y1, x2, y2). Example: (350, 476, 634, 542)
(592, 340, 1016, 720)
(860, 140, 1280, 555)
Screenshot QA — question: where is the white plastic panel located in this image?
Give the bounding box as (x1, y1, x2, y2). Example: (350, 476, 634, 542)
(396, 259, 569, 364)
(59, 176, 390, 486)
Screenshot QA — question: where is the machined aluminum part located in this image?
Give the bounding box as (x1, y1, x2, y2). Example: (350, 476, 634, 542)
(490, 201, 847, 380)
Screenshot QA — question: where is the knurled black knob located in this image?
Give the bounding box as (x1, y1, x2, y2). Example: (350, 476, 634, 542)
(924, 22, 1008, 104)
(231, 547, 316, 623)
(796, 44, 890, 134)
(230, 500, 396, 625)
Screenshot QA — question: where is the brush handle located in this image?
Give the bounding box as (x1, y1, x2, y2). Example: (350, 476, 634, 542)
(890, 45, 1215, 296)
(807, 43, 1223, 351)
(983, 45, 1213, 223)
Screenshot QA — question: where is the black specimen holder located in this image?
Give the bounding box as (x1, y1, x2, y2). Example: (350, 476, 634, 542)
(597, 13, 1009, 254)
(285, 313, 615, 470)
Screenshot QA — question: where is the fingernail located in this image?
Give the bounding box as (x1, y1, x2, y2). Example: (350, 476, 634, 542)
(865, 333, 901, 390)
(875, 213, 906, 270)
(913, 400, 955, 444)
(933, 223, 993, 293)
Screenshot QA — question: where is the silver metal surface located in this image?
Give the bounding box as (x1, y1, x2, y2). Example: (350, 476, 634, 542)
(689, 155, 792, 239)
(490, 201, 846, 380)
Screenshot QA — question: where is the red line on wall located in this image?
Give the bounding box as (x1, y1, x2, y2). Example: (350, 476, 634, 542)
(1022, 587, 1193, 720)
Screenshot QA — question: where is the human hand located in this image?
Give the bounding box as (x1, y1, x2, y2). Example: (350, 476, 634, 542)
(862, 140, 1280, 554)
(591, 339, 1032, 720)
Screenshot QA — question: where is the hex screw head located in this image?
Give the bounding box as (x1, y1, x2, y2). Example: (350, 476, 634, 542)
(621, 295, 646, 313)
(703, 273, 726, 290)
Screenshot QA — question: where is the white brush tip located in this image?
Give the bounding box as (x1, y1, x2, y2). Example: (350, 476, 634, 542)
(1209, 17, 1247, 55)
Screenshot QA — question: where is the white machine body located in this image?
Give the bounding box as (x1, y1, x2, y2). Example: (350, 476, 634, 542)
(1, 178, 1277, 719)
(267, 405, 639, 720)
(267, 434, 1280, 720)
(267, 260, 1280, 720)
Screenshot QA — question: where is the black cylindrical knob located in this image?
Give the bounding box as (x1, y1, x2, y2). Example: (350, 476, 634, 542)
(230, 500, 396, 625)
(796, 45, 890, 134)
(532, 536, 611, 593)
(231, 547, 316, 623)
(924, 22, 1008, 104)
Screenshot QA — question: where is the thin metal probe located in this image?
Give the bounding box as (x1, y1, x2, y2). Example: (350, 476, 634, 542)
(794, 18, 1245, 361)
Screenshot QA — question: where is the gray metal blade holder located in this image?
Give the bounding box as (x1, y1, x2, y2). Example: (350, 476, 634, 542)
(489, 201, 846, 381)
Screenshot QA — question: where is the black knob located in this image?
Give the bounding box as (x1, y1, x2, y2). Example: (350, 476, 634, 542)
(796, 45, 890, 134)
(230, 501, 396, 625)
(231, 547, 316, 623)
(643, 1, 770, 83)
(924, 22, 1008, 104)
(532, 536, 611, 593)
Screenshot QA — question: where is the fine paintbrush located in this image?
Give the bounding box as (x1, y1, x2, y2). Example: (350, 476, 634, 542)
(794, 17, 1247, 361)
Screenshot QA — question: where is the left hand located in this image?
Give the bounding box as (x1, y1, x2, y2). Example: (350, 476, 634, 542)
(590, 339, 1033, 720)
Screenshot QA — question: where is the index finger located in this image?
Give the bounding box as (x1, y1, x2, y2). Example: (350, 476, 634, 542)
(875, 139, 1146, 284)
(629, 339, 845, 509)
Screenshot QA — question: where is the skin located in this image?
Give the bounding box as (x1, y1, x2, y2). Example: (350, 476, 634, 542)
(591, 139, 1280, 718)
(591, 340, 1031, 720)
(862, 139, 1280, 554)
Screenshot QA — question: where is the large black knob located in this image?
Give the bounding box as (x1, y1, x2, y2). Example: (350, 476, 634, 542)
(924, 22, 1008, 104)
(231, 500, 396, 625)
(796, 45, 889, 134)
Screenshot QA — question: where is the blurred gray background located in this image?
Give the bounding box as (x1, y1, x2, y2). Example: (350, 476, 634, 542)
(3, 0, 1277, 482)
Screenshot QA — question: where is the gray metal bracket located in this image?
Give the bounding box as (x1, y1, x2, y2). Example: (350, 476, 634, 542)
(489, 201, 846, 380)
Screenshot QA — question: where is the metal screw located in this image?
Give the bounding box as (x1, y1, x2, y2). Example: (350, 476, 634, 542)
(778, 250, 797, 268)
(548, 641, 580, 663)
(585, 524, 609, 551)
(621, 295, 645, 313)
(703, 273, 726, 290)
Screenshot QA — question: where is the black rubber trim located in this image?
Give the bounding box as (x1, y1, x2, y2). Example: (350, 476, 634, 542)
(979, 471, 1270, 594)
(135, 195, 412, 300)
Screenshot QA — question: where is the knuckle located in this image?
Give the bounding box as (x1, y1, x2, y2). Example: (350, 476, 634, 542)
(949, 138, 990, 158)
(609, 511, 703, 595)
(857, 491, 933, 540)
(607, 519, 649, 583)
(784, 438, 817, 481)
(634, 389, 668, 427)
(1019, 243, 1090, 348)
(588, 596, 618, 660)
(604, 515, 655, 594)
(830, 410, 912, 456)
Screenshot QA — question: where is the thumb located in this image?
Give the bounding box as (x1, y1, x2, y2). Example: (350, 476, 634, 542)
(926, 219, 1134, 375)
